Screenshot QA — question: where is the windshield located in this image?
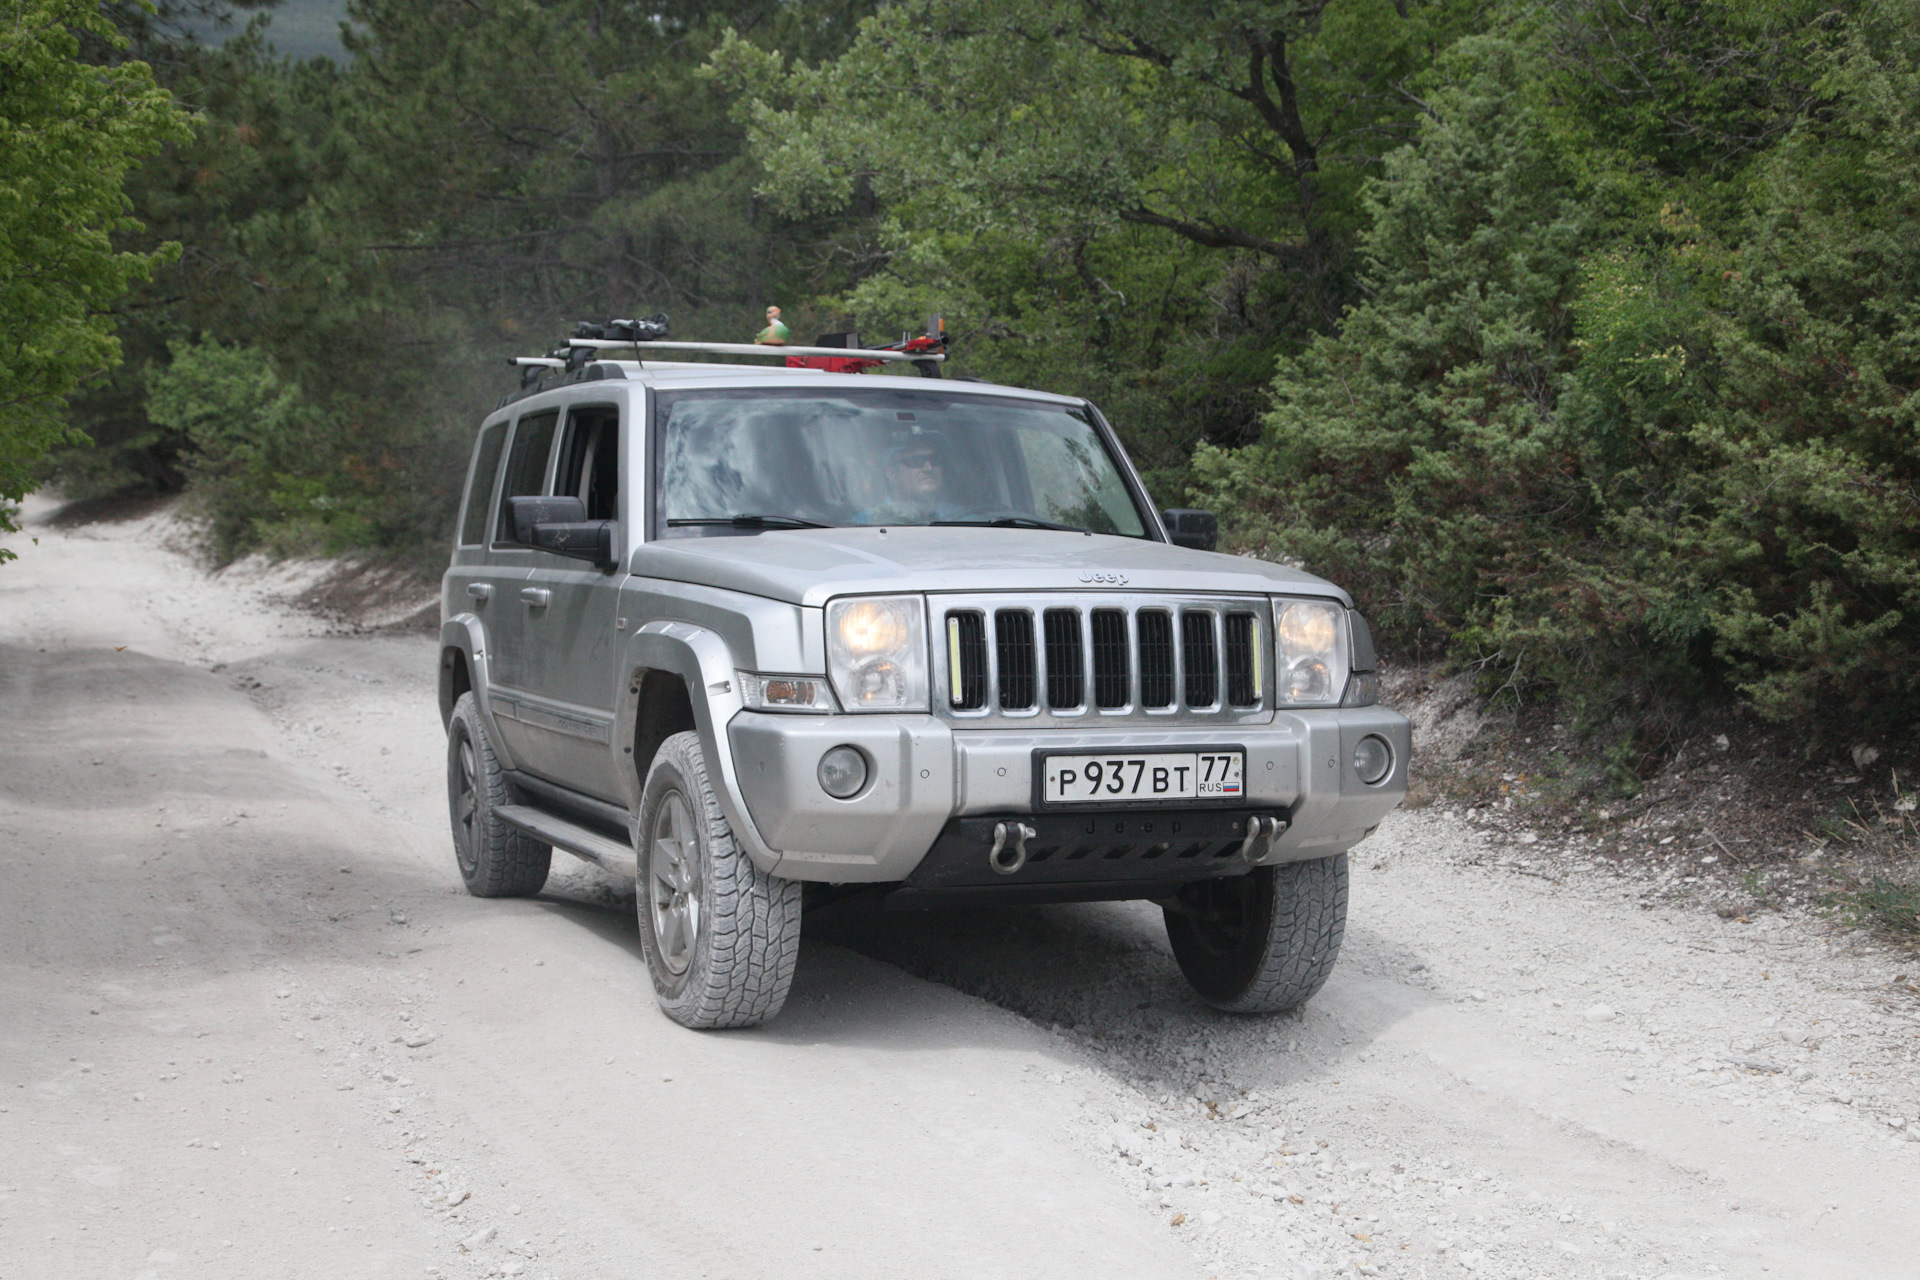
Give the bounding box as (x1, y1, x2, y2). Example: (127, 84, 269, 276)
(653, 388, 1148, 537)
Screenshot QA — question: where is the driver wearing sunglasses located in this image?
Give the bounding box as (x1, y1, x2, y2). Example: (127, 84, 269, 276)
(853, 433, 964, 524)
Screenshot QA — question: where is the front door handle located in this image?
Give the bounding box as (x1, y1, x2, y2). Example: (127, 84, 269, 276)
(466, 583, 493, 601)
(520, 587, 551, 607)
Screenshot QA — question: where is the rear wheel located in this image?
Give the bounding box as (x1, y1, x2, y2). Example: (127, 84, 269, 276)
(636, 731, 801, 1029)
(446, 693, 551, 898)
(1164, 855, 1347, 1013)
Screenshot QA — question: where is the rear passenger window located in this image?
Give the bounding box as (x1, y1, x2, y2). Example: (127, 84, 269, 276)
(555, 407, 619, 521)
(459, 423, 507, 546)
(494, 410, 559, 543)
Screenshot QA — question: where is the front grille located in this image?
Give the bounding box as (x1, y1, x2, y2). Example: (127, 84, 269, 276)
(935, 593, 1270, 725)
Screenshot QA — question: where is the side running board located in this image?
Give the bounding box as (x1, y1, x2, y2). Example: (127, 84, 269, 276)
(495, 805, 636, 878)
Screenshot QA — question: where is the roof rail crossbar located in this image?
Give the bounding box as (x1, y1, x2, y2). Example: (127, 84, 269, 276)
(565, 338, 942, 364)
(498, 313, 952, 407)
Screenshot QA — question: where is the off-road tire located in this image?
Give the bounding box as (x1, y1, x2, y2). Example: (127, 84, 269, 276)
(636, 731, 801, 1029)
(1164, 855, 1347, 1013)
(446, 692, 551, 898)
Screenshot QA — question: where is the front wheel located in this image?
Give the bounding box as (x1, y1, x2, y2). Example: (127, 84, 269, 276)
(636, 731, 801, 1029)
(1163, 855, 1348, 1013)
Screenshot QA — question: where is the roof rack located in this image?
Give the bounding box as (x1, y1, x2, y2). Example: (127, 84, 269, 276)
(500, 313, 950, 406)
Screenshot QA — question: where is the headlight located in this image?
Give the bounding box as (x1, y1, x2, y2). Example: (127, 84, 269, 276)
(738, 672, 836, 713)
(826, 596, 928, 712)
(1273, 598, 1351, 707)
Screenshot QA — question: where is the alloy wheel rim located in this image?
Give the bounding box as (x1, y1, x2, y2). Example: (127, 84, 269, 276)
(649, 791, 701, 976)
(1188, 876, 1254, 956)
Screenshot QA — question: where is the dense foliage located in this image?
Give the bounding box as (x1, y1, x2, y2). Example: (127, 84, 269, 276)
(24, 0, 1920, 740)
(54, 0, 880, 560)
(1190, 3, 1920, 737)
(0, 0, 189, 558)
(707, 0, 1482, 480)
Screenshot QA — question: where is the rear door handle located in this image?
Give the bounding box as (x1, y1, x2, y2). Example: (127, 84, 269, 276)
(466, 583, 493, 601)
(520, 588, 551, 607)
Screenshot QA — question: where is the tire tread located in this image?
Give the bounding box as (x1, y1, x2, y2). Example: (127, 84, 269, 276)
(640, 731, 800, 1029)
(1167, 854, 1348, 1014)
(1229, 854, 1348, 1013)
(448, 693, 551, 899)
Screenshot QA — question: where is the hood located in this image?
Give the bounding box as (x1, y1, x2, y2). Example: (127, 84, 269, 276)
(625, 525, 1348, 608)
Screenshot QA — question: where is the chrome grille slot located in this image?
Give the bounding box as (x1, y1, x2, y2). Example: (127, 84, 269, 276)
(1225, 612, 1259, 706)
(1138, 610, 1175, 708)
(947, 611, 987, 710)
(1181, 610, 1219, 708)
(935, 592, 1273, 727)
(1043, 608, 1084, 710)
(995, 610, 1036, 710)
(1091, 609, 1130, 708)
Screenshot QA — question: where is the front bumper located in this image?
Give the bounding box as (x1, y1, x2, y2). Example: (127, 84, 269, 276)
(726, 706, 1410, 883)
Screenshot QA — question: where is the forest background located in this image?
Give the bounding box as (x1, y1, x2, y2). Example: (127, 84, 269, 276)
(7, 0, 1920, 761)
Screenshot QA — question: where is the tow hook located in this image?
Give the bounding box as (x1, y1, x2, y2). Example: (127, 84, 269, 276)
(1238, 815, 1286, 864)
(988, 821, 1037, 875)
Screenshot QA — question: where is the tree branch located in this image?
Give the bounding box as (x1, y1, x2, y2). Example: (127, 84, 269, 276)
(1118, 207, 1302, 259)
(1243, 32, 1317, 173)
(361, 226, 584, 253)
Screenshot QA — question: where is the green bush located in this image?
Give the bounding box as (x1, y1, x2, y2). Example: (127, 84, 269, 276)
(1201, 6, 1920, 739)
(147, 338, 378, 561)
(1675, 17, 1920, 727)
(1195, 37, 1601, 665)
(0, 0, 189, 554)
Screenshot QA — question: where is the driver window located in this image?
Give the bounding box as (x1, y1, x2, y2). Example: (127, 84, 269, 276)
(494, 410, 559, 544)
(555, 407, 619, 520)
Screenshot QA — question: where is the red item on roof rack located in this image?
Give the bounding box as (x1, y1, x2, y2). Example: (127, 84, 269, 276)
(789, 319, 948, 377)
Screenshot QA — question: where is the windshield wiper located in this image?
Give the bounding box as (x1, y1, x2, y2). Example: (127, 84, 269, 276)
(668, 515, 831, 530)
(930, 516, 1079, 532)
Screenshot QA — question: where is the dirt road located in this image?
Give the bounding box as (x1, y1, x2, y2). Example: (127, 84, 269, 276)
(2, 497, 1916, 1280)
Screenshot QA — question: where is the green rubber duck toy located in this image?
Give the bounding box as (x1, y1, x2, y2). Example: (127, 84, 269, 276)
(755, 305, 790, 346)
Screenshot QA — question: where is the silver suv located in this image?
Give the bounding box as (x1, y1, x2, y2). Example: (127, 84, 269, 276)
(439, 345, 1409, 1028)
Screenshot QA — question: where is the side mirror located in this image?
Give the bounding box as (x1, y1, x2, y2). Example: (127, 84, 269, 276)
(1162, 508, 1218, 552)
(506, 495, 617, 567)
(508, 495, 585, 543)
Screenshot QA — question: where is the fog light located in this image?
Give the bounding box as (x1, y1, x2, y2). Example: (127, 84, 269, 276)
(1352, 735, 1393, 786)
(817, 746, 868, 799)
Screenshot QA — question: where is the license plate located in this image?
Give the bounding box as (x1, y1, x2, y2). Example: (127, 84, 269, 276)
(1041, 751, 1244, 805)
